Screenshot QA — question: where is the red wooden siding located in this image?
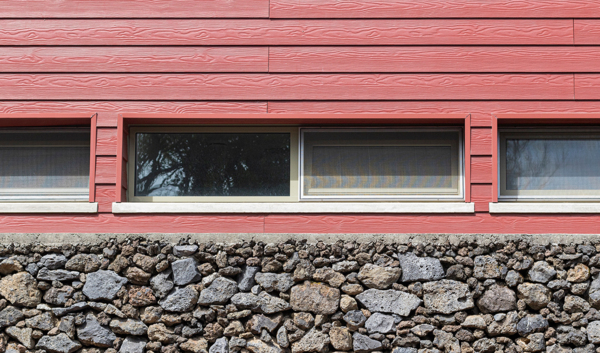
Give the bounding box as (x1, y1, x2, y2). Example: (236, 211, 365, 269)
(0, 2, 599, 233)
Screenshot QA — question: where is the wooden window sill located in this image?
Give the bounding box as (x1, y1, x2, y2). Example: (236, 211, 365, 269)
(0, 203, 98, 213)
(112, 202, 475, 214)
(489, 202, 600, 213)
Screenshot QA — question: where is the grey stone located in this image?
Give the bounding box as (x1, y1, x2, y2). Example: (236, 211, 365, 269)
(0, 306, 24, 328)
(172, 258, 202, 286)
(173, 244, 199, 256)
(587, 321, 600, 344)
(230, 337, 247, 349)
(517, 283, 552, 310)
(237, 266, 260, 292)
(109, 318, 148, 335)
(517, 315, 548, 337)
(516, 333, 545, 352)
(332, 261, 360, 273)
(258, 291, 291, 314)
(25, 263, 39, 276)
(473, 338, 496, 353)
(476, 285, 517, 313)
(198, 277, 238, 305)
(473, 256, 501, 279)
(564, 295, 590, 313)
(423, 280, 474, 314)
(36, 268, 80, 281)
(365, 312, 396, 334)
(26, 312, 56, 331)
(36, 333, 82, 353)
(548, 280, 572, 291)
(247, 339, 283, 353)
(290, 282, 340, 315)
(393, 348, 418, 353)
(39, 254, 68, 270)
(292, 328, 330, 353)
(356, 288, 422, 316)
(398, 253, 444, 282)
(277, 326, 289, 348)
(546, 344, 574, 353)
(461, 315, 487, 330)
(357, 263, 402, 289)
(411, 324, 436, 337)
(52, 302, 89, 317)
(248, 314, 280, 334)
(160, 285, 199, 312)
(6, 326, 34, 349)
(352, 332, 382, 353)
(82, 270, 127, 301)
(487, 311, 519, 336)
(505, 270, 524, 287)
(64, 254, 101, 273)
(528, 261, 557, 283)
(76, 314, 116, 348)
(150, 269, 174, 299)
(255, 272, 295, 292)
(588, 276, 600, 308)
(231, 292, 261, 310)
(43, 286, 74, 305)
(210, 337, 230, 353)
(343, 310, 367, 327)
(119, 336, 147, 353)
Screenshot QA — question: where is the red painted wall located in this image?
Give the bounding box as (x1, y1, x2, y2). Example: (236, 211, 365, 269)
(2, 1, 600, 234)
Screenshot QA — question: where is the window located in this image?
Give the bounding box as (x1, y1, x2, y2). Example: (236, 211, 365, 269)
(301, 128, 463, 200)
(0, 128, 90, 201)
(499, 129, 600, 200)
(128, 126, 463, 202)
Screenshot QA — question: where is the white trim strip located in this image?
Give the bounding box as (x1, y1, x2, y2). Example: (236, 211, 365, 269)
(112, 202, 475, 214)
(0, 203, 98, 213)
(489, 202, 600, 214)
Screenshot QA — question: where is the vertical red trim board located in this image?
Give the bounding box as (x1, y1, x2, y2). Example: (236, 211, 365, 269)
(89, 113, 97, 202)
(464, 114, 471, 203)
(116, 114, 124, 202)
(491, 114, 499, 202)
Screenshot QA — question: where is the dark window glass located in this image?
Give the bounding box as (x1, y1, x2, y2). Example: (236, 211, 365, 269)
(135, 133, 290, 197)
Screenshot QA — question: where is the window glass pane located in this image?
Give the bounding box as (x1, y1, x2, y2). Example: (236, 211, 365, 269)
(135, 133, 290, 197)
(505, 138, 600, 193)
(302, 130, 461, 198)
(0, 129, 90, 199)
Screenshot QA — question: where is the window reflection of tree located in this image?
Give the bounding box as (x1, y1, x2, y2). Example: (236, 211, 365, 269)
(135, 133, 290, 197)
(506, 140, 565, 190)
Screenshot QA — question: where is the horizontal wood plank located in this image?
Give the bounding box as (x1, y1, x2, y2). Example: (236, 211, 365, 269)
(471, 184, 493, 213)
(471, 156, 493, 184)
(95, 185, 116, 213)
(0, 47, 268, 73)
(0, 214, 266, 233)
(263, 214, 600, 234)
(96, 157, 116, 184)
(268, 101, 600, 127)
(0, 74, 575, 100)
(0, 0, 269, 18)
(0, 19, 573, 46)
(575, 75, 600, 100)
(271, 0, 600, 18)
(270, 47, 600, 73)
(0, 102, 267, 127)
(471, 128, 492, 156)
(96, 128, 118, 156)
(575, 20, 600, 44)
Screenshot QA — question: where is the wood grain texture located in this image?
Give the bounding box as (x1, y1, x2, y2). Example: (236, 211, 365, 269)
(0, 214, 265, 233)
(0, 0, 269, 18)
(0, 47, 268, 73)
(95, 157, 116, 184)
(95, 185, 116, 213)
(471, 184, 492, 213)
(268, 101, 600, 127)
(270, 47, 600, 73)
(271, 0, 600, 18)
(471, 156, 493, 184)
(96, 128, 118, 156)
(0, 74, 575, 100)
(0, 19, 573, 46)
(575, 75, 600, 100)
(0, 102, 267, 127)
(471, 128, 492, 156)
(575, 20, 600, 44)
(263, 214, 600, 234)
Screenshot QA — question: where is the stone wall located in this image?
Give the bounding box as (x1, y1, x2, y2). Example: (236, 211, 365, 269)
(0, 238, 600, 353)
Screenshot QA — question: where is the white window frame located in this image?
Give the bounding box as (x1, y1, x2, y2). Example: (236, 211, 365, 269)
(299, 127, 465, 201)
(498, 128, 600, 202)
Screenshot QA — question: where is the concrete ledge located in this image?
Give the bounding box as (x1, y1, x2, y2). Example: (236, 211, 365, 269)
(0, 232, 599, 246)
(0, 202, 98, 213)
(112, 202, 475, 214)
(489, 202, 600, 214)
